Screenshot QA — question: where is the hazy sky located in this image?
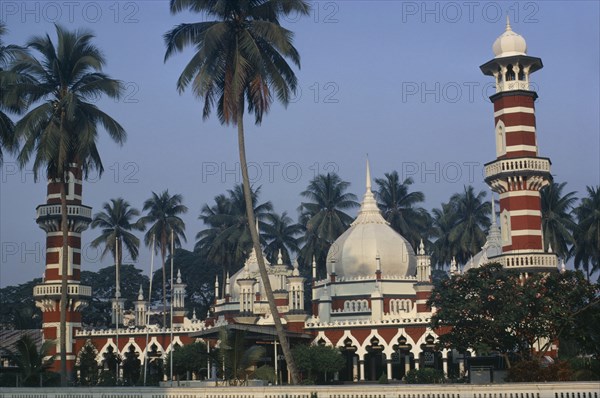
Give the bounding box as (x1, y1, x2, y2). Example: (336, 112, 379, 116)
(1, 1, 598, 287)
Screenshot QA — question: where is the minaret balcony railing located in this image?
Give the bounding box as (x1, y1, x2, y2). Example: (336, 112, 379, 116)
(34, 283, 92, 298)
(485, 157, 551, 179)
(491, 252, 558, 270)
(36, 204, 92, 221)
(496, 80, 529, 93)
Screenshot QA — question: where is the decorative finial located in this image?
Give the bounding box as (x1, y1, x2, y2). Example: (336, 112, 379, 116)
(375, 253, 381, 272)
(214, 275, 219, 287)
(177, 268, 182, 284)
(292, 258, 300, 276)
(450, 257, 458, 275)
(506, 15, 512, 31)
(192, 308, 197, 320)
(312, 256, 317, 278)
(277, 249, 283, 265)
(560, 259, 566, 273)
(138, 284, 144, 301)
(366, 156, 372, 192)
(419, 239, 425, 255)
(548, 243, 553, 253)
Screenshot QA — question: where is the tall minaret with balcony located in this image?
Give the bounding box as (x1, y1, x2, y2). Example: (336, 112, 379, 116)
(33, 164, 92, 372)
(480, 18, 557, 271)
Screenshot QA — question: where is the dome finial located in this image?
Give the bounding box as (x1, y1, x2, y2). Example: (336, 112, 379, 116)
(506, 14, 512, 31)
(366, 155, 372, 192)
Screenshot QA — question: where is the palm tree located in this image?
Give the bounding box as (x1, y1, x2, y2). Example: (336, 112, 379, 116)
(11, 25, 125, 385)
(374, 172, 428, 250)
(140, 190, 188, 325)
(91, 198, 144, 265)
(262, 211, 302, 264)
(540, 182, 577, 260)
(573, 186, 600, 280)
(164, 0, 309, 384)
(431, 202, 458, 268)
(298, 173, 359, 277)
(448, 186, 491, 264)
(0, 22, 26, 165)
(11, 334, 56, 387)
(196, 184, 273, 287)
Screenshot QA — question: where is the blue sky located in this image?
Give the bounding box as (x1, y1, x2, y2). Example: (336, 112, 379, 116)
(1, 1, 599, 287)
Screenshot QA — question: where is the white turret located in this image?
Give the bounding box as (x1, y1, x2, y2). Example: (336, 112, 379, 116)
(134, 285, 147, 327)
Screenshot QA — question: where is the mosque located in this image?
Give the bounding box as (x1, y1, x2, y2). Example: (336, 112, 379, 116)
(30, 19, 558, 382)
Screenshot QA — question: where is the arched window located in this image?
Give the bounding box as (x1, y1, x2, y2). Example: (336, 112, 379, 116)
(496, 121, 506, 157)
(506, 64, 515, 81)
(517, 63, 525, 81)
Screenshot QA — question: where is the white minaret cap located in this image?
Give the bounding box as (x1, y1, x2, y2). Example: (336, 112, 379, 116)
(137, 284, 144, 301)
(277, 249, 283, 265)
(493, 16, 527, 58)
(176, 269, 182, 284)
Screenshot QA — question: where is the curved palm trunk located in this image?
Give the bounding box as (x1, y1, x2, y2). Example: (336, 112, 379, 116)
(236, 106, 299, 384)
(161, 240, 167, 327)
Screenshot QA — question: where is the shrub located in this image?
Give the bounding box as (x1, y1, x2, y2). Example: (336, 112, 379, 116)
(505, 359, 573, 382)
(404, 368, 445, 384)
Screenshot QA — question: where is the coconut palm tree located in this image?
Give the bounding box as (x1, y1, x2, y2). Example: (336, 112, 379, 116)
(262, 211, 302, 265)
(540, 182, 577, 260)
(0, 22, 26, 165)
(298, 173, 359, 277)
(11, 25, 125, 385)
(374, 172, 428, 250)
(11, 334, 56, 386)
(431, 202, 458, 268)
(91, 198, 144, 265)
(196, 184, 273, 288)
(573, 186, 600, 280)
(140, 190, 188, 326)
(448, 186, 491, 264)
(164, 0, 309, 383)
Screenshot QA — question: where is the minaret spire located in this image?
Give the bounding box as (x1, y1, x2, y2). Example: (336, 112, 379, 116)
(505, 15, 512, 31)
(365, 155, 371, 192)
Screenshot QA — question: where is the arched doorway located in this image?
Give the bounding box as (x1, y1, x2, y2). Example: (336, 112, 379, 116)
(364, 336, 385, 381)
(338, 337, 358, 382)
(391, 335, 414, 380)
(419, 334, 443, 371)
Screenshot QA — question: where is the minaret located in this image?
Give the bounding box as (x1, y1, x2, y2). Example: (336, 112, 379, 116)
(135, 285, 147, 327)
(480, 17, 556, 272)
(33, 164, 92, 373)
(172, 269, 187, 326)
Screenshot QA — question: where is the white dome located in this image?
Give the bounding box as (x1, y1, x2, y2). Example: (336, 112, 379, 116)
(326, 160, 417, 278)
(493, 17, 527, 58)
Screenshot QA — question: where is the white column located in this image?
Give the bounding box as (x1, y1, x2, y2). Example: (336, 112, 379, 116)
(386, 361, 392, 380)
(359, 360, 365, 381)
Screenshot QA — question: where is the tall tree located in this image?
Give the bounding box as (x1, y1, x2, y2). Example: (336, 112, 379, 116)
(573, 186, 600, 280)
(91, 198, 144, 265)
(164, 0, 309, 383)
(262, 211, 302, 265)
(140, 190, 188, 326)
(374, 172, 428, 250)
(298, 173, 359, 277)
(540, 182, 577, 260)
(448, 186, 491, 264)
(430, 202, 458, 268)
(0, 22, 30, 165)
(196, 184, 273, 284)
(11, 25, 125, 385)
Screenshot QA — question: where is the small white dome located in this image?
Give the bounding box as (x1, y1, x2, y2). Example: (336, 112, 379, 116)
(493, 17, 527, 58)
(326, 160, 416, 278)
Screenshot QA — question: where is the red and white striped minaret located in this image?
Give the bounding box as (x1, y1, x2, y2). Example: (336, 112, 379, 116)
(33, 164, 92, 373)
(481, 17, 557, 272)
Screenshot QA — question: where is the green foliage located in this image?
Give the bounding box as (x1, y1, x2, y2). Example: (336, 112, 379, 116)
(254, 364, 276, 384)
(430, 263, 599, 360)
(7, 334, 58, 387)
(540, 182, 577, 260)
(76, 341, 99, 386)
(292, 344, 345, 383)
(573, 186, 600, 279)
(375, 172, 428, 251)
(165, 341, 209, 380)
(97, 370, 117, 386)
(0, 278, 42, 329)
(297, 173, 359, 279)
(505, 359, 572, 382)
(568, 358, 600, 381)
(216, 329, 265, 384)
(80, 264, 149, 327)
(404, 368, 445, 384)
(378, 372, 389, 384)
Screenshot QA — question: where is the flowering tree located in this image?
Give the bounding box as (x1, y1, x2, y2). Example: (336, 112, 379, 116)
(429, 263, 599, 365)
